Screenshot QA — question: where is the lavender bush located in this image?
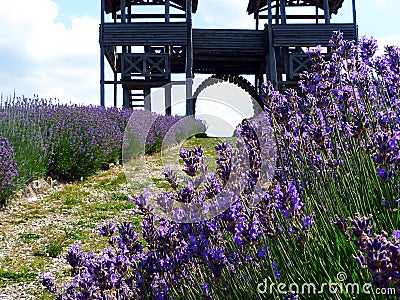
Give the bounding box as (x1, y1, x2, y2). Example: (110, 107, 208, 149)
(0, 133, 18, 206)
(0, 97, 205, 201)
(40, 32, 400, 299)
(0, 96, 49, 191)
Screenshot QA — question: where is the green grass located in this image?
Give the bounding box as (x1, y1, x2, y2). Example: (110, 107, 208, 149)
(0, 270, 36, 284)
(95, 172, 127, 190)
(46, 239, 66, 258)
(19, 233, 42, 243)
(0, 136, 223, 297)
(151, 177, 173, 190)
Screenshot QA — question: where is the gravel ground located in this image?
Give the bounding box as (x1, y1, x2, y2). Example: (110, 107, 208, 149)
(0, 139, 215, 299)
(0, 156, 170, 299)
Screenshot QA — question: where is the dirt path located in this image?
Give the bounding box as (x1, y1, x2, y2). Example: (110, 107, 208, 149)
(0, 137, 220, 299)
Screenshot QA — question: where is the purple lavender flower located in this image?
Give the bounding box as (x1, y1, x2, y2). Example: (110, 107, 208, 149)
(98, 220, 117, 237)
(359, 36, 378, 62)
(180, 146, 203, 177)
(272, 261, 280, 280)
(38, 273, 57, 293)
(0, 133, 18, 206)
(392, 230, 400, 242)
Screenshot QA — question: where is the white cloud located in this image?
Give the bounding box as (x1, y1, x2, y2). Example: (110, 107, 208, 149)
(194, 0, 255, 29)
(376, 33, 400, 49)
(371, 0, 387, 5)
(0, 0, 100, 104)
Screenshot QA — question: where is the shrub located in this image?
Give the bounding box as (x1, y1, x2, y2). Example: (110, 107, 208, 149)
(0, 97, 48, 189)
(41, 32, 400, 300)
(0, 133, 18, 207)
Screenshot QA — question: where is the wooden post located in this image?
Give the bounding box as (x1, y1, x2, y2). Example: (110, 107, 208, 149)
(165, 0, 172, 115)
(185, 0, 194, 116)
(323, 0, 330, 24)
(127, 0, 132, 53)
(121, 0, 126, 23)
(100, 0, 105, 106)
(165, 85, 172, 115)
(165, 0, 170, 22)
(128, 0, 131, 22)
(256, 13, 259, 30)
(280, 0, 286, 24)
(113, 72, 118, 107)
(275, 0, 279, 24)
(267, 0, 278, 89)
(121, 0, 129, 107)
(120, 0, 127, 54)
(144, 89, 151, 111)
(352, 0, 358, 39)
(255, 0, 260, 30)
(123, 88, 130, 108)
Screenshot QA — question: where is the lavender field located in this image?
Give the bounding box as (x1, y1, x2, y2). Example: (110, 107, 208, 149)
(2, 32, 400, 299)
(0, 98, 205, 206)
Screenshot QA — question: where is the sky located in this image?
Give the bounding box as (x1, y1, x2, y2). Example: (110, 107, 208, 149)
(0, 0, 399, 109)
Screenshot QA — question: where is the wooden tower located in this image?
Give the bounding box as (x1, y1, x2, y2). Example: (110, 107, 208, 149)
(99, 0, 357, 114)
(247, 0, 357, 89)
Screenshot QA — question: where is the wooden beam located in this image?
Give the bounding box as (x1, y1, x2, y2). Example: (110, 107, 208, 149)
(165, 85, 172, 115)
(144, 89, 151, 111)
(102, 23, 187, 46)
(165, 0, 172, 115)
(280, 0, 286, 24)
(120, 0, 126, 23)
(127, 0, 132, 22)
(352, 0, 358, 39)
(123, 88, 130, 108)
(272, 24, 357, 47)
(114, 72, 118, 107)
(186, 0, 194, 116)
(267, 0, 278, 89)
(165, 0, 170, 22)
(100, 0, 105, 107)
(323, 0, 330, 24)
(258, 14, 325, 19)
(117, 13, 186, 19)
(255, 0, 261, 29)
(120, 0, 129, 107)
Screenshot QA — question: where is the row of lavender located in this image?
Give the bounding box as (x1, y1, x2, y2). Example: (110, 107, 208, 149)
(41, 32, 400, 300)
(0, 99, 206, 206)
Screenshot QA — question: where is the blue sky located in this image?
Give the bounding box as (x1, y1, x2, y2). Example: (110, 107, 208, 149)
(0, 0, 399, 108)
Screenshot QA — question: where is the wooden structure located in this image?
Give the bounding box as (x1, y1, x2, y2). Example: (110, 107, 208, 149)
(99, 0, 357, 115)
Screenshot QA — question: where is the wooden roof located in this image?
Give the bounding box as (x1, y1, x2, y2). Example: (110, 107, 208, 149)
(105, 0, 199, 14)
(247, 0, 345, 15)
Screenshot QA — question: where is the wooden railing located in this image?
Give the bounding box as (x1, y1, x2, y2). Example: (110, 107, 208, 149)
(121, 53, 170, 79)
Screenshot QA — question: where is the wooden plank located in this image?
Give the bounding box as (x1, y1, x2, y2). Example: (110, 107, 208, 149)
(272, 23, 356, 46)
(116, 13, 186, 19)
(192, 29, 265, 53)
(102, 22, 187, 46)
(258, 15, 325, 19)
